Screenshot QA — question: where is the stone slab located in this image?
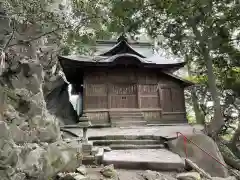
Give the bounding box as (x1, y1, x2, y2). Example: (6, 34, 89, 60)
(103, 149, 185, 171)
(62, 125, 204, 140)
(110, 144, 165, 150)
(92, 139, 161, 146)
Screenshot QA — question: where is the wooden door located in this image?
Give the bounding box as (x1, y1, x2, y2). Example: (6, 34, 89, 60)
(109, 83, 137, 108)
(84, 84, 108, 109)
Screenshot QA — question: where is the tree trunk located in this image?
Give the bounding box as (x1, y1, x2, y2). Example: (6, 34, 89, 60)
(190, 24, 224, 137)
(191, 88, 205, 124)
(186, 61, 205, 124)
(203, 50, 224, 137)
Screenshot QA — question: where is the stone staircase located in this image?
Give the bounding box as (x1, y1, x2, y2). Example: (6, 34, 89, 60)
(88, 135, 185, 171)
(109, 111, 146, 127)
(89, 135, 165, 150)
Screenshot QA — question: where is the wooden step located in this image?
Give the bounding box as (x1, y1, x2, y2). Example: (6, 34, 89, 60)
(110, 112, 143, 116)
(111, 117, 144, 121)
(110, 114, 144, 118)
(112, 120, 147, 127)
(110, 111, 144, 126)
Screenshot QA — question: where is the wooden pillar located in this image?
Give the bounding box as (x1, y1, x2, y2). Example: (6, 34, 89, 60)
(106, 73, 111, 123)
(136, 71, 141, 109)
(137, 84, 141, 109)
(157, 83, 162, 118)
(82, 82, 86, 111)
(107, 83, 111, 109)
(157, 83, 162, 108)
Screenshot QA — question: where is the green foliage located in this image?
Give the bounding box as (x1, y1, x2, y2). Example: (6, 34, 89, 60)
(102, 0, 240, 134)
(186, 113, 196, 124)
(186, 75, 208, 84)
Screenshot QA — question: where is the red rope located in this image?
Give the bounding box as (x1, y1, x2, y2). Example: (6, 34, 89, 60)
(176, 132, 228, 169)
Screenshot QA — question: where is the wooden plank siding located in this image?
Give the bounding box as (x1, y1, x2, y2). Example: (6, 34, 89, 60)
(83, 68, 187, 124)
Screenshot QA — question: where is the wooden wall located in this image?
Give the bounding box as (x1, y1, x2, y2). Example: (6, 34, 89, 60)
(83, 67, 187, 124)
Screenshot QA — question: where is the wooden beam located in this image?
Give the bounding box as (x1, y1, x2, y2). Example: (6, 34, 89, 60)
(137, 84, 141, 109)
(162, 112, 186, 115)
(83, 108, 162, 113)
(157, 83, 162, 120)
(106, 83, 110, 122)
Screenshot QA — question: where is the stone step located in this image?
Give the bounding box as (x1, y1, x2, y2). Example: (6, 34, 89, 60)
(103, 149, 185, 171)
(92, 139, 162, 146)
(110, 144, 165, 150)
(111, 119, 145, 123)
(88, 135, 165, 141)
(111, 121, 147, 127)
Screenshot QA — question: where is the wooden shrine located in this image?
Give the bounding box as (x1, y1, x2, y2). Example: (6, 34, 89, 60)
(58, 36, 193, 126)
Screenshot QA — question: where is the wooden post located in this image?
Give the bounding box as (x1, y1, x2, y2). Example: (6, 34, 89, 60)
(107, 82, 111, 123)
(136, 84, 141, 109)
(157, 83, 162, 119)
(157, 83, 161, 108)
(136, 71, 141, 109)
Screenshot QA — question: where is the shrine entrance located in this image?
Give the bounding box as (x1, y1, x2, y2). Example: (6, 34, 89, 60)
(109, 83, 137, 109)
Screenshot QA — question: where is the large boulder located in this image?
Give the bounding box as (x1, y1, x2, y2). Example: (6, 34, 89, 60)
(0, 120, 81, 180)
(168, 133, 228, 178)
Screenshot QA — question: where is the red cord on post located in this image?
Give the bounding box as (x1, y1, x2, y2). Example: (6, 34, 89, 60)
(176, 132, 188, 158)
(176, 131, 228, 169)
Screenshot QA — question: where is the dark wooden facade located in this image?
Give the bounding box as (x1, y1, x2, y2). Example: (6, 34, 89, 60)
(59, 37, 193, 126)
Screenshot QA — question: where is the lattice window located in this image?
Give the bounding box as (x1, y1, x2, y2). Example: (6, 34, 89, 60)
(85, 84, 107, 96)
(110, 84, 137, 95)
(139, 84, 158, 95)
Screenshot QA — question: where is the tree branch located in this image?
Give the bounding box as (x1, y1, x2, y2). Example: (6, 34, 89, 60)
(8, 28, 62, 48)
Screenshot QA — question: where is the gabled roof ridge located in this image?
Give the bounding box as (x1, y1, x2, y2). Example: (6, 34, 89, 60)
(96, 39, 151, 46)
(99, 39, 146, 58)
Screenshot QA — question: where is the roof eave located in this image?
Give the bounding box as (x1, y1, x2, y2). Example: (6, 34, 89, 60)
(162, 71, 195, 87)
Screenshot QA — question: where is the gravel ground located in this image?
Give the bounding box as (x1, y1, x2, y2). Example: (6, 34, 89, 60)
(86, 167, 178, 180)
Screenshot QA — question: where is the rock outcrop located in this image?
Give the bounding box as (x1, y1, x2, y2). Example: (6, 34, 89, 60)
(0, 22, 82, 179)
(44, 78, 79, 126)
(168, 133, 229, 178)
